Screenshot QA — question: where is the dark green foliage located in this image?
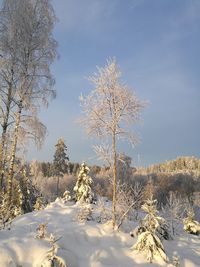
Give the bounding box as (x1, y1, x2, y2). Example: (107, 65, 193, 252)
(72, 163, 80, 175)
(18, 169, 38, 213)
(41, 162, 52, 177)
(117, 153, 132, 185)
(52, 138, 69, 197)
(68, 162, 74, 175)
(53, 138, 69, 176)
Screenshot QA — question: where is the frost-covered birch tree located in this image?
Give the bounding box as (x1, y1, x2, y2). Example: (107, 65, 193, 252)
(0, 0, 57, 204)
(79, 58, 146, 228)
(162, 192, 183, 236)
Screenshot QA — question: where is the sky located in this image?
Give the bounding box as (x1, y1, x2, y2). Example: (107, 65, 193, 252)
(27, 0, 200, 167)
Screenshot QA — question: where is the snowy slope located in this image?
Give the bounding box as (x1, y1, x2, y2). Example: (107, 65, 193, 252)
(0, 200, 199, 267)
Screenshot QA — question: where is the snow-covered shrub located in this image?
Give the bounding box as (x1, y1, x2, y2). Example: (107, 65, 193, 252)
(172, 255, 180, 267)
(183, 208, 200, 235)
(95, 197, 112, 223)
(132, 197, 168, 263)
(34, 197, 45, 211)
(62, 190, 71, 203)
(116, 182, 144, 229)
(39, 234, 67, 267)
(73, 162, 94, 203)
(133, 230, 167, 263)
(36, 223, 48, 239)
(116, 183, 134, 221)
(141, 198, 170, 240)
(76, 205, 93, 223)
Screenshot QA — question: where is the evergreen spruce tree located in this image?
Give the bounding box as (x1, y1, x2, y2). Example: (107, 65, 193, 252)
(183, 208, 200, 235)
(0, 180, 24, 229)
(34, 197, 44, 211)
(18, 169, 38, 213)
(39, 234, 67, 267)
(53, 138, 69, 197)
(132, 197, 167, 263)
(13, 184, 23, 216)
(73, 162, 94, 203)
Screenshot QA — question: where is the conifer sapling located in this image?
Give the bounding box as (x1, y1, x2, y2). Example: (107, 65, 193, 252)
(183, 207, 200, 235)
(132, 197, 167, 263)
(73, 162, 94, 203)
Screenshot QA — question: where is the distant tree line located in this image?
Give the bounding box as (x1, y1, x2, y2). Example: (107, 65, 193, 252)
(32, 160, 103, 178)
(28, 155, 200, 208)
(137, 156, 200, 176)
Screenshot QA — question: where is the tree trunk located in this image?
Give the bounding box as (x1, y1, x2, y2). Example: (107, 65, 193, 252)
(0, 131, 7, 190)
(0, 83, 13, 190)
(0, 142, 3, 190)
(112, 131, 117, 229)
(7, 101, 22, 206)
(56, 176, 60, 197)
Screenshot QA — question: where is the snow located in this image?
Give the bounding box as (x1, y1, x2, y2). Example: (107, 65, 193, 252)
(0, 200, 200, 267)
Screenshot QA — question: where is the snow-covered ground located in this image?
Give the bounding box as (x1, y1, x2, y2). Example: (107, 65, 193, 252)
(0, 200, 200, 267)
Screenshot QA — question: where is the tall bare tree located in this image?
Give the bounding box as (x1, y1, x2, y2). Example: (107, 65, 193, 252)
(79, 58, 146, 228)
(0, 40, 18, 189)
(0, 0, 57, 203)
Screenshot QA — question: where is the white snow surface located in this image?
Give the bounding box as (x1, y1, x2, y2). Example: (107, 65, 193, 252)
(0, 199, 200, 267)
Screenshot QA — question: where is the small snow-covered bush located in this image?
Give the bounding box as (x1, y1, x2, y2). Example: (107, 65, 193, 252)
(133, 230, 167, 263)
(95, 197, 112, 223)
(75, 204, 93, 223)
(34, 197, 45, 211)
(36, 223, 48, 239)
(132, 197, 168, 263)
(73, 162, 94, 203)
(183, 208, 200, 235)
(172, 255, 180, 267)
(116, 182, 144, 229)
(62, 190, 71, 203)
(39, 234, 67, 267)
(116, 183, 134, 223)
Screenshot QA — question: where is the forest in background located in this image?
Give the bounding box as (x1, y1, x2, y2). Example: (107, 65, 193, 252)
(29, 155, 200, 207)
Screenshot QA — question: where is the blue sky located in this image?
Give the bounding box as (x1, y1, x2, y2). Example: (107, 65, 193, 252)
(28, 0, 200, 167)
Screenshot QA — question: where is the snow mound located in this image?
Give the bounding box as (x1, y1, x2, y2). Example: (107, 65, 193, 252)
(0, 199, 200, 267)
(0, 248, 16, 267)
